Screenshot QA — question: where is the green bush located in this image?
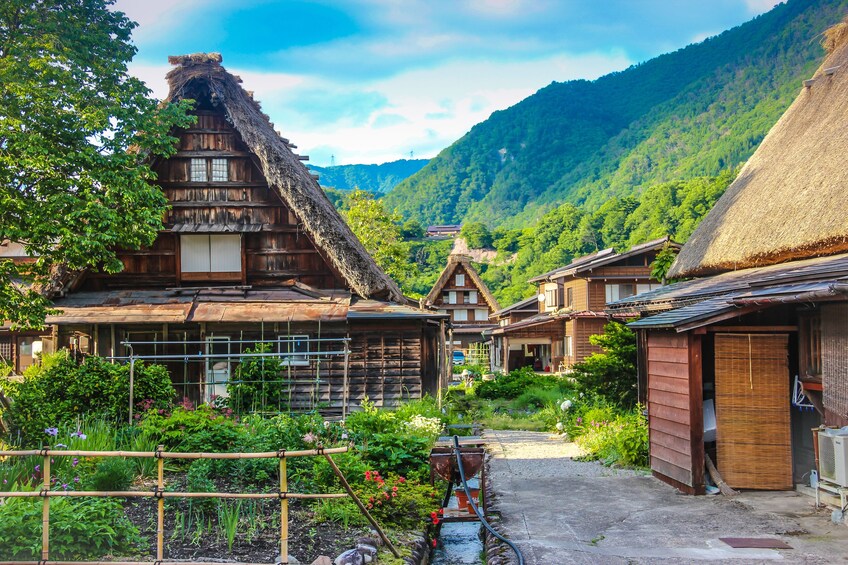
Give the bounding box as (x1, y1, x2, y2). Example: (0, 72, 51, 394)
(86, 457, 135, 491)
(226, 343, 287, 413)
(570, 321, 638, 408)
(138, 404, 243, 452)
(0, 496, 143, 559)
(354, 471, 441, 530)
(476, 367, 569, 400)
(7, 352, 174, 444)
(512, 386, 562, 410)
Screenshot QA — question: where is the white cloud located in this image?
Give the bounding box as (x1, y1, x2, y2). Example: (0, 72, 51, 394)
(743, 0, 782, 14)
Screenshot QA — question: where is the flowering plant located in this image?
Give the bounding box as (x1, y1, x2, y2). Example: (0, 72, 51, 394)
(354, 470, 440, 529)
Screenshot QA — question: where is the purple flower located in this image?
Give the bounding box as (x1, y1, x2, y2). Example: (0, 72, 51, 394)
(34, 464, 40, 472)
(72, 457, 79, 467)
(302, 432, 318, 444)
(576, 417, 583, 424)
(62, 483, 69, 490)
(70, 430, 87, 440)
(55, 443, 67, 449)
(45, 427, 59, 437)
(73, 477, 80, 483)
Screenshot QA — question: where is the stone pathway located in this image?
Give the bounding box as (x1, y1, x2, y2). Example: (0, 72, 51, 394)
(484, 429, 848, 564)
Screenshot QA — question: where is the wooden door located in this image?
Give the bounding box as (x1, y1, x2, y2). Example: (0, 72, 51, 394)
(715, 333, 792, 490)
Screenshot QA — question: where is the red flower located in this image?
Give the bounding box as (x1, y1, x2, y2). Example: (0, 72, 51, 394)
(398, 477, 406, 483)
(433, 517, 440, 525)
(392, 486, 398, 492)
(432, 539, 437, 548)
(365, 471, 372, 481)
(438, 508, 444, 515)
(431, 511, 438, 519)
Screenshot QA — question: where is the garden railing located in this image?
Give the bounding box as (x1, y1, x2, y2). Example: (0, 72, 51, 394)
(0, 445, 399, 564)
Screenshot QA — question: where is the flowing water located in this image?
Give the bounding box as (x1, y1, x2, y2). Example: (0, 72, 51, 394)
(430, 478, 484, 565)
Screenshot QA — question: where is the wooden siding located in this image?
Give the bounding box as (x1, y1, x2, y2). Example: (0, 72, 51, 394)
(575, 318, 605, 363)
(646, 331, 704, 494)
(432, 263, 496, 326)
(588, 281, 607, 311)
(822, 303, 848, 427)
(80, 108, 346, 292)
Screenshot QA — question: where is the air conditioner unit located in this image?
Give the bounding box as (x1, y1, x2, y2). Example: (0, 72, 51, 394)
(818, 430, 848, 487)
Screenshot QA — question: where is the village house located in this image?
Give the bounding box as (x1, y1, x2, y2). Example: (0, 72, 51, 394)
(487, 238, 674, 374)
(3, 54, 447, 415)
(426, 254, 499, 365)
(425, 225, 462, 238)
(607, 37, 848, 495)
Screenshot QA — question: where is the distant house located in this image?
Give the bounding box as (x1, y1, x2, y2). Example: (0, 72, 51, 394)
(488, 238, 674, 374)
(1, 54, 447, 414)
(426, 255, 499, 361)
(426, 225, 462, 238)
(608, 37, 848, 494)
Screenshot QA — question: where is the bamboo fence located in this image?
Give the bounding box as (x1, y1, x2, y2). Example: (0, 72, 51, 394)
(0, 445, 399, 563)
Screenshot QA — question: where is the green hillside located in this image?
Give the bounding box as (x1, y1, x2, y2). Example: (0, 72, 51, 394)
(309, 158, 429, 194)
(384, 0, 847, 227)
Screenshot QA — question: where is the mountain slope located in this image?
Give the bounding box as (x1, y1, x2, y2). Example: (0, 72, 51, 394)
(384, 0, 847, 227)
(309, 158, 428, 194)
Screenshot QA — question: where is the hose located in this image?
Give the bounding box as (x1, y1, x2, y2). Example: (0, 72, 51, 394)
(453, 435, 525, 565)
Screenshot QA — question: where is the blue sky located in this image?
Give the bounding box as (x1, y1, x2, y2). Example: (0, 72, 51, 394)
(117, 0, 781, 166)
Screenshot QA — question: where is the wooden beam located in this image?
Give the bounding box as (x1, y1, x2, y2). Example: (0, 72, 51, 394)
(706, 325, 798, 333)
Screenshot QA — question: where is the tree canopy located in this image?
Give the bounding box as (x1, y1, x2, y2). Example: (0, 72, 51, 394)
(0, 0, 193, 327)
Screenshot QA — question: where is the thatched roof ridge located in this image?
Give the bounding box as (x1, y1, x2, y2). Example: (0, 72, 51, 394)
(669, 37, 848, 278)
(425, 254, 500, 311)
(165, 54, 404, 302)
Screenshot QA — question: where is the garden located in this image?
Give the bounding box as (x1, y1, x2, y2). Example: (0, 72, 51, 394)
(0, 322, 647, 563)
(0, 352, 449, 563)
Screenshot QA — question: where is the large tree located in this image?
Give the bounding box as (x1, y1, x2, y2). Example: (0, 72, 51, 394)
(0, 0, 192, 327)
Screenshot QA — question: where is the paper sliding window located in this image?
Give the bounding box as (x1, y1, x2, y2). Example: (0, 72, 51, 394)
(180, 234, 242, 279)
(190, 158, 207, 182)
(211, 158, 228, 181)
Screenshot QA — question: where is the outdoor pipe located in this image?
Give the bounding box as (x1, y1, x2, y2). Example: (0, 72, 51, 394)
(452, 435, 525, 565)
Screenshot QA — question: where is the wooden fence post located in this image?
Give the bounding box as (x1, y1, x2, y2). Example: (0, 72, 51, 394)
(156, 444, 165, 560)
(280, 457, 289, 563)
(41, 448, 50, 560)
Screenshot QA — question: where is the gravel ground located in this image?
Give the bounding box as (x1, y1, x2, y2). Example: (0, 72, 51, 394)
(484, 429, 848, 564)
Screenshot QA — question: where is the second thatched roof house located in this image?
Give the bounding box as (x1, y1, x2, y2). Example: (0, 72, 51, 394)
(609, 28, 848, 495)
(15, 53, 447, 415)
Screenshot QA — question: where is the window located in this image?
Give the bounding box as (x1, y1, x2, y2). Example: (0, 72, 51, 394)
(464, 290, 478, 304)
(454, 309, 468, 322)
(475, 309, 489, 321)
(279, 335, 309, 366)
(181, 234, 241, 274)
(566, 287, 574, 308)
(190, 158, 207, 182)
(564, 336, 573, 357)
(0, 337, 10, 364)
(448, 291, 457, 305)
(800, 314, 822, 377)
(545, 287, 559, 308)
(636, 283, 661, 295)
(605, 284, 636, 304)
(455, 274, 465, 286)
(205, 337, 231, 402)
(211, 158, 228, 181)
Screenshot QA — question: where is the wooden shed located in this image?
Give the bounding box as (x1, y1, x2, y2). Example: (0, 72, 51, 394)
(611, 31, 848, 493)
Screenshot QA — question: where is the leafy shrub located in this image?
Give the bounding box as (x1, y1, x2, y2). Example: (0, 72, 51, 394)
(85, 457, 135, 491)
(0, 496, 143, 559)
(7, 352, 174, 444)
(358, 433, 434, 482)
(559, 396, 649, 468)
(476, 367, 569, 400)
(570, 321, 638, 408)
(512, 386, 562, 410)
(355, 470, 440, 530)
(138, 404, 242, 452)
(226, 343, 287, 413)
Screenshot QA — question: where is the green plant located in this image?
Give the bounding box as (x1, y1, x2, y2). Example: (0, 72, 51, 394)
(571, 322, 638, 408)
(217, 499, 243, 552)
(475, 367, 569, 400)
(357, 433, 433, 482)
(0, 495, 143, 559)
(7, 352, 174, 444)
(85, 457, 134, 491)
(226, 343, 287, 413)
(511, 386, 562, 410)
(313, 498, 366, 529)
(355, 470, 441, 530)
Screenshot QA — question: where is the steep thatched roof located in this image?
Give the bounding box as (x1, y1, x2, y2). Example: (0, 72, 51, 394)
(669, 34, 848, 278)
(165, 54, 403, 302)
(425, 254, 500, 311)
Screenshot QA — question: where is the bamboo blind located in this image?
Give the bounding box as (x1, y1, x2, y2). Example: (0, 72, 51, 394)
(714, 333, 793, 490)
(822, 304, 848, 424)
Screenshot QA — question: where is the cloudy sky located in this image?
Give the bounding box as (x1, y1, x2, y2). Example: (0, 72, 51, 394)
(117, 0, 781, 166)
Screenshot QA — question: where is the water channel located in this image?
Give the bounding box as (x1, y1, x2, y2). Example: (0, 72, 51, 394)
(430, 477, 484, 565)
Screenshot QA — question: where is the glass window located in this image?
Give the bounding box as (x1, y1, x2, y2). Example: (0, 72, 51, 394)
(454, 309, 468, 322)
(190, 158, 207, 182)
(211, 158, 228, 181)
(564, 336, 573, 357)
(605, 284, 637, 304)
(469, 290, 478, 304)
(0, 337, 11, 364)
(566, 287, 574, 307)
(279, 335, 309, 366)
(448, 291, 457, 304)
(475, 309, 489, 321)
(455, 274, 465, 286)
(545, 287, 559, 308)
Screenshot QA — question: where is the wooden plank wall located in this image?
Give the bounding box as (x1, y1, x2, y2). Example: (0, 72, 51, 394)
(646, 331, 704, 494)
(575, 318, 605, 363)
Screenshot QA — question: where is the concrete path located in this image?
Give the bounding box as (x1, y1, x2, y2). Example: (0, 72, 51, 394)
(485, 429, 848, 564)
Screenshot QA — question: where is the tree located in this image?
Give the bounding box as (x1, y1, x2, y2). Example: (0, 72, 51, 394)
(399, 219, 424, 240)
(342, 190, 416, 289)
(460, 222, 493, 249)
(571, 321, 638, 408)
(0, 0, 193, 327)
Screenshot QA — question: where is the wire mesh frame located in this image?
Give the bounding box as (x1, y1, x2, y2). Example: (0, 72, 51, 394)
(120, 334, 352, 423)
(0, 445, 399, 563)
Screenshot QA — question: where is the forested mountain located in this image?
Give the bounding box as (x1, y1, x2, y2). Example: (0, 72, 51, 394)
(384, 0, 848, 227)
(309, 158, 428, 194)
